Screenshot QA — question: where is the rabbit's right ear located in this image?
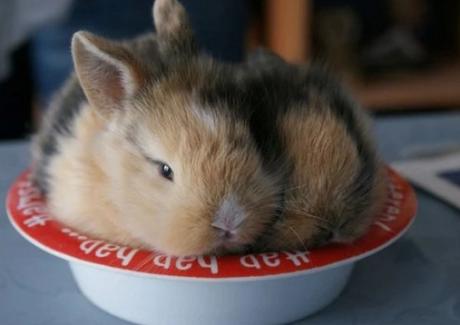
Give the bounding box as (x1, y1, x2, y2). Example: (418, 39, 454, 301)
(153, 0, 197, 56)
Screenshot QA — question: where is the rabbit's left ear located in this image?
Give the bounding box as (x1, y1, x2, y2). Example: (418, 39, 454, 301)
(72, 31, 145, 115)
(153, 0, 197, 56)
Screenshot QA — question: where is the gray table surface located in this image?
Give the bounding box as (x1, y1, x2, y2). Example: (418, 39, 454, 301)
(2, 112, 460, 325)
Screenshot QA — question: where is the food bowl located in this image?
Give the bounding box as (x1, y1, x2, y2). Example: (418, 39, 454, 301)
(7, 168, 416, 325)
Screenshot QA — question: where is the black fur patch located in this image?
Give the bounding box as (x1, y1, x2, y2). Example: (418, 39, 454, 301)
(33, 77, 85, 192)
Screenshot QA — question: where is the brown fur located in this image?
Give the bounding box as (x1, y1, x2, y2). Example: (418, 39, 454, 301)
(257, 94, 387, 251)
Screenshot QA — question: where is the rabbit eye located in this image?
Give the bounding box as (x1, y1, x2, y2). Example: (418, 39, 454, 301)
(143, 155, 174, 182)
(159, 163, 173, 181)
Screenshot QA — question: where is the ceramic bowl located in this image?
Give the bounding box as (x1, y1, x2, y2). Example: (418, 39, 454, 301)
(6, 168, 416, 325)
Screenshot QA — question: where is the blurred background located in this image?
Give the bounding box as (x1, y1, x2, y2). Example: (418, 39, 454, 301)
(1, 0, 460, 140)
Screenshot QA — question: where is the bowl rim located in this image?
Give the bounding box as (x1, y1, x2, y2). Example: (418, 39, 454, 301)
(6, 168, 417, 282)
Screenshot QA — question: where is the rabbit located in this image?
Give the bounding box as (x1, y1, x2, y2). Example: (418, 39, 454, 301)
(31, 0, 386, 257)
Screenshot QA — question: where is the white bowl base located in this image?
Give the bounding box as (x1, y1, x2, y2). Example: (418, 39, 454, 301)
(70, 262, 354, 325)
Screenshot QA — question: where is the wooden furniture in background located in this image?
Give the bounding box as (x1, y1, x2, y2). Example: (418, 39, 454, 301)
(352, 63, 460, 110)
(265, 0, 311, 64)
(262, 1, 460, 111)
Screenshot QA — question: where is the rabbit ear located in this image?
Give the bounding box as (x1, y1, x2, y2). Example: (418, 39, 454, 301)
(153, 0, 197, 56)
(71, 31, 145, 114)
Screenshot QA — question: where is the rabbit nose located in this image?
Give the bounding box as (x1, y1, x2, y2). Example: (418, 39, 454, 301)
(211, 213, 244, 238)
(211, 222, 237, 239)
(212, 195, 246, 238)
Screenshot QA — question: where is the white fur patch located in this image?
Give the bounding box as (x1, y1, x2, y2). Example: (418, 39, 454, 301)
(190, 104, 218, 132)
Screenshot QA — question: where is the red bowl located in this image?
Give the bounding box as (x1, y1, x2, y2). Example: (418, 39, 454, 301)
(6, 168, 417, 324)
